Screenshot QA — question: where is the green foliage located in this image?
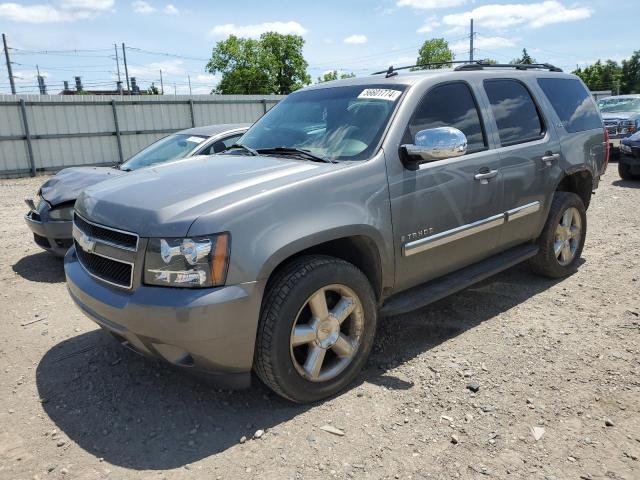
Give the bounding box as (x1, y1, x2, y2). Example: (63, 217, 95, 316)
(147, 83, 160, 95)
(621, 50, 640, 94)
(317, 70, 356, 83)
(573, 60, 623, 93)
(206, 33, 310, 95)
(414, 38, 454, 69)
(479, 58, 498, 65)
(510, 48, 535, 65)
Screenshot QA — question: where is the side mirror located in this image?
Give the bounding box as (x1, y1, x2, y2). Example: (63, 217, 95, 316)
(400, 127, 467, 170)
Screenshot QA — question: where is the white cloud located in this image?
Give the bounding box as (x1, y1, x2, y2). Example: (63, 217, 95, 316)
(344, 34, 367, 44)
(210, 21, 307, 38)
(0, 2, 110, 23)
(442, 1, 592, 30)
(451, 35, 517, 51)
(163, 3, 178, 14)
(397, 0, 465, 9)
(60, 0, 114, 10)
(417, 15, 440, 33)
(132, 0, 154, 14)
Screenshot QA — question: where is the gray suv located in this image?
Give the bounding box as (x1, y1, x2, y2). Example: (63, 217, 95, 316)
(64, 63, 607, 403)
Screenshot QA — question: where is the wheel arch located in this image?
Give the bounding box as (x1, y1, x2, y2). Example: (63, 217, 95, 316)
(258, 227, 390, 303)
(554, 167, 593, 209)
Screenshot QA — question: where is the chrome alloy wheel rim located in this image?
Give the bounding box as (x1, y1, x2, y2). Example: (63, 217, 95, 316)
(554, 206, 582, 266)
(289, 284, 364, 382)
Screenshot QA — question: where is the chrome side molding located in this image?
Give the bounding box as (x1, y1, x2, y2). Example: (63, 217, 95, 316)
(403, 201, 541, 257)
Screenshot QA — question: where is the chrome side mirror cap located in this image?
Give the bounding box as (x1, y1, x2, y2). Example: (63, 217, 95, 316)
(401, 127, 467, 169)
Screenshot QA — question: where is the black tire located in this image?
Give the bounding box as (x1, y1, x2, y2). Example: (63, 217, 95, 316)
(528, 191, 587, 278)
(254, 255, 377, 403)
(618, 160, 636, 180)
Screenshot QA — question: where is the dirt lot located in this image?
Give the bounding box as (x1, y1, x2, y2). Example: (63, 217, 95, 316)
(0, 167, 638, 480)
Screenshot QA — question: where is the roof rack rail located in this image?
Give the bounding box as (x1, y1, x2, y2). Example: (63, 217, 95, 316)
(454, 62, 563, 72)
(373, 61, 562, 77)
(372, 61, 475, 77)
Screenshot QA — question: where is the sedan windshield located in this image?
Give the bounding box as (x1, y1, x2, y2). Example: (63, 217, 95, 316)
(239, 85, 407, 161)
(120, 133, 207, 170)
(599, 98, 640, 113)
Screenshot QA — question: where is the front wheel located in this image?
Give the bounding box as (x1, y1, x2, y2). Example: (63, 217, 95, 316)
(528, 191, 587, 278)
(254, 256, 376, 403)
(618, 161, 637, 180)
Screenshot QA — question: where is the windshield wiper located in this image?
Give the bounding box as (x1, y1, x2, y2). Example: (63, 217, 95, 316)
(222, 143, 259, 156)
(256, 147, 334, 164)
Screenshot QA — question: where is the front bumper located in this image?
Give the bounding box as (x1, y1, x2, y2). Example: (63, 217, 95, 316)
(620, 147, 640, 174)
(64, 247, 265, 388)
(24, 211, 72, 257)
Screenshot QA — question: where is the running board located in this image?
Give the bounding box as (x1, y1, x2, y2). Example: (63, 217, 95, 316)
(380, 243, 539, 316)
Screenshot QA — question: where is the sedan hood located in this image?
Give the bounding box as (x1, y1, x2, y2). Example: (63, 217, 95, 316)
(76, 154, 341, 237)
(40, 166, 126, 206)
(601, 111, 638, 121)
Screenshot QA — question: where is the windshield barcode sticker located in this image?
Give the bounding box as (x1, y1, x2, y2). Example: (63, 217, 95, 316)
(186, 136, 205, 144)
(357, 88, 402, 101)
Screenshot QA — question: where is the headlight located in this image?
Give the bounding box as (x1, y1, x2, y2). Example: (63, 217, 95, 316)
(48, 206, 74, 221)
(144, 233, 230, 288)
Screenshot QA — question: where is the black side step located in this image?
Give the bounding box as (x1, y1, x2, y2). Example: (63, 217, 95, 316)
(380, 243, 539, 316)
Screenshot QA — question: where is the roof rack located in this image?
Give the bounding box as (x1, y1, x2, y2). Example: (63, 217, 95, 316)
(373, 61, 562, 78)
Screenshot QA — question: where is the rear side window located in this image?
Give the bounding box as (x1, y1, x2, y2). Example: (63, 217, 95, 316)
(405, 82, 486, 153)
(537, 78, 602, 132)
(484, 79, 544, 146)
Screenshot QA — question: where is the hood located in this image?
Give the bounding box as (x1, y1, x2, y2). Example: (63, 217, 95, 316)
(76, 154, 342, 237)
(40, 166, 127, 206)
(601, 111, 639, 121)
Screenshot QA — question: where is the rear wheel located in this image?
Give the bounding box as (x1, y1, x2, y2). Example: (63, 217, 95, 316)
(618, 160, 637, 180)
(529, 191, 586, 278)
(254, 256, 376, 403)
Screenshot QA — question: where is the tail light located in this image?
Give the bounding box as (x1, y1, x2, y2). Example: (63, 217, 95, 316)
(603, 128, 610, 173)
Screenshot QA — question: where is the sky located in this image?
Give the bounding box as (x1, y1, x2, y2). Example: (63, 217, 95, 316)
(0, 0, 636, 95)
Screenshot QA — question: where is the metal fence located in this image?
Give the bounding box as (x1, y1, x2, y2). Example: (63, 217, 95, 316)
(0, 94, 284, 177)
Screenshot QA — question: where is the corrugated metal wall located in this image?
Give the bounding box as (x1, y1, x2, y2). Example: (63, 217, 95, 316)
(0, 94, 283, 177)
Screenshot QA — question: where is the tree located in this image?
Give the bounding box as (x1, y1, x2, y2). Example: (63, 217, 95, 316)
(510, 48, 535, 65)
(317, 70, 356, 83)
(260, 32, 311, 94)
(621, 50, 640, 94)
(414, 38, 454, 69)
(206, 33, 310, 95)
(147, 83, 160, 95)
(572, 60, 622, 94)
(478, 58, 498, 65)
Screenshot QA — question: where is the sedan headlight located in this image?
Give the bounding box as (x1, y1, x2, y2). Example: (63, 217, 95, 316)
(144, 233, 230, 288)
(48, 206, 74, 221)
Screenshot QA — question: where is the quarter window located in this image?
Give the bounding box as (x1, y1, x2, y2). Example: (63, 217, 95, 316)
(405, 82, 487, 153)
(484, 79, 544, 146)
(537, 78, 602, 133)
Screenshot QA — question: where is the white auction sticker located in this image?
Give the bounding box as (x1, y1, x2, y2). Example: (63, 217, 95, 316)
(186, 136, 205, 144)
(357, 88, 402, 101)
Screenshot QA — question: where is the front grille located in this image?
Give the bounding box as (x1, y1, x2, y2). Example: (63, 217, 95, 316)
(33, 233, 49, 248)
(74, 214, 138, 251)
(75, 239, 133, 288)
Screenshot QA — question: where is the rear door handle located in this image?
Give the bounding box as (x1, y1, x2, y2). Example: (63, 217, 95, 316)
(541, 152, 560, 165)
(474, 169, 498, 184)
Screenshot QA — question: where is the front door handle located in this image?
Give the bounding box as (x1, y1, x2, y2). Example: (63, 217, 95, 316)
(474, 169, 498, 184)
(541, 152, 560, 165)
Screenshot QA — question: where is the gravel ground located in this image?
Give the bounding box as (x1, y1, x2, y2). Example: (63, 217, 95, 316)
(0, 167, 638, 480)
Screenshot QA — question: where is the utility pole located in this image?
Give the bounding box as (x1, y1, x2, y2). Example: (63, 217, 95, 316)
(159, 69, 164, 94)
(469, 18, 474, 62)
(114, 43, 121, 84)
(173, 83, 177, 96)
(2, 33, 16, 94)
(188, 74, 192, 95)
(122, 43, 130, 93)
(36, 64, 47, 94)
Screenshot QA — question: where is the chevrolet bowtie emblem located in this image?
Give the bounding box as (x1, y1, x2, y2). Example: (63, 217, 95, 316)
(77, 231, 96, 253)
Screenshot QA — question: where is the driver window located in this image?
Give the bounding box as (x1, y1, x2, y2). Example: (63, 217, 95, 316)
(405, 82, 487, 154)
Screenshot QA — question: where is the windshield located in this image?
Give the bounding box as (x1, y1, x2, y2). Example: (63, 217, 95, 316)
(120, 133, 207, 170)
(598, 98, 640, 114)
(239, 85, 407, 161)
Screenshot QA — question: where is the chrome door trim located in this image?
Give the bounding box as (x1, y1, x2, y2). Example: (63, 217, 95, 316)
(505, 201, 540, 221)
(402, 200, 542, 257)
(403, 213, 505, 257)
